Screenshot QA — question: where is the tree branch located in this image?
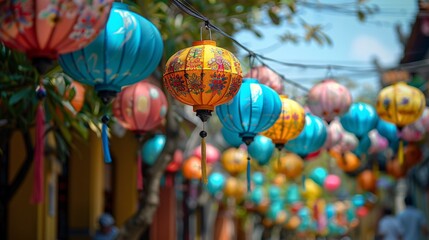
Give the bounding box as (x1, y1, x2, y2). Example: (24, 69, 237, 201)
(116, 95, 181, 240)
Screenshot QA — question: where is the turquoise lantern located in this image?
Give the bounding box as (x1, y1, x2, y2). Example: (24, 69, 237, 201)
(248, 135, 275, 165)
(216, 78, 282, 191)
(284, 114, 327, 158)
(340, 102, 378, 139)
(59, 2, 163, 163)
(376, 119, 400, 151)
(141, 134, 166, 165)
(353, 134, 371, 156)
(207, 172, 226, 196)
(221, 127, 243, 148)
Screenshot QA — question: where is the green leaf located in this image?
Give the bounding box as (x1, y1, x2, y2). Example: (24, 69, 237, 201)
(357, 10, 365, 21)
(268, 9, 280, 25)
(9, 87, 32, 105)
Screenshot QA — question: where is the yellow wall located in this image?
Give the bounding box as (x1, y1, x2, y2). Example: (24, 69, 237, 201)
(69, 131, 104, 240)
(111, 131, 139, 226)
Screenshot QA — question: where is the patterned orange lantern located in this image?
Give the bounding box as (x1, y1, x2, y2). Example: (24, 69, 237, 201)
(262, 95, 306, 150)
(163, 40, 243, 183)
(376, 82, 426, 164)
(182, 156, 202, 180)
(221, 148, 247, 176)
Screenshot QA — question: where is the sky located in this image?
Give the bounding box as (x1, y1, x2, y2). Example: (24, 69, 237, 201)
(234, 0, 418, 99)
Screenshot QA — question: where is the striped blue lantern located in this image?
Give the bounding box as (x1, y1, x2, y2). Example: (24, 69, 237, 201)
(340, 102, 378, 139)
(248, 135, 275, 165)
(285, 114, 327, 158)
(376, 119, 399, 151)
(216, 78, 282, 191)
(221, 127, 243, 148)
(59, 2, 163, 163)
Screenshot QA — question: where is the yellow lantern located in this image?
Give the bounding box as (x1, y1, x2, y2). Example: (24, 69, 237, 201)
(301, 178, 322, 201)
(376, 81, 426, 163)
(163, 40, 243, 183)
(221, 148, 248, 176)
(262, 95, 306, 150)
(272, 153, 304, 179)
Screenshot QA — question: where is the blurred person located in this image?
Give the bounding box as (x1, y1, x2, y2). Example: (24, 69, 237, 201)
(94, 213, 119, 240)
(376, 206, 403, 240)
(397, 195, 429, 240)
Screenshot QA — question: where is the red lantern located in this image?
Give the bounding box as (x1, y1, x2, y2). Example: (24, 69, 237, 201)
(0, 0, 112, 61)
(113, 81, 168, 134)
(166, 150, 184, 173)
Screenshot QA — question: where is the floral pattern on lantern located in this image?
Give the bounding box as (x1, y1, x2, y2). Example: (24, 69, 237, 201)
(0, 0, 113, 59)
(307, 79, 352, 123)
(164, 40, 242, 112)
(262, 95, 306, 149)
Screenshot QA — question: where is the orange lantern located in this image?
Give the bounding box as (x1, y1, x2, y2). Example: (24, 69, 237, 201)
(330, 150, 361, 172)
(221, 148, 248, 176)
(404, 143, 423, 169)
(182, 156, 203, 180)
(262, 95, 306, 150)
(357, 170, 377, 192)
(387, 158, 406, 179)
(163, 40, 243, 183)
(376, 82, 426, 164)
(272, 153, 304, 179)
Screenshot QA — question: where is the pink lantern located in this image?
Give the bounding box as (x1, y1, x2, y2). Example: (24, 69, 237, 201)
(166, 150, 184, 173)
(307, 79, 352, 123)
(324, 174, 341, 192)
(324, 119, 344, 150)
(368, 130, 388, 154)
(245, 66, 283, 94)
(113, 81, 168, 134)
(416, 107, 429, 131)
(0, 0, 112, 60)
(356, 206, 369, 218)
(400, 124, 424, 142)
(193, 143, 220, 164)
(332, 131, 358, 153)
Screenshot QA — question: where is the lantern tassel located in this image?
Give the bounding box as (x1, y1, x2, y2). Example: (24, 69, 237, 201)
(201, 136, 208, 184)
(247, 156, 251, 192)
(31, 104, 45, 204)
(302, 174, 306, 191)
(398, 140, 404, 165)
(102, 120, 112, 163)
(137, 151, 143, 190)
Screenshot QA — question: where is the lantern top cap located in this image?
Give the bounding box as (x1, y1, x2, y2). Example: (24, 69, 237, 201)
(192, 40, 217, 46)
(112, 2, 129, 10)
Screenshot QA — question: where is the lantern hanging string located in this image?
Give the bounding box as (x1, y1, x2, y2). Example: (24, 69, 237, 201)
(200, 122, 208, 184)
(246, 154, 251, 192)
(171, 0, 429, 88)
(32, 83, 46, 204)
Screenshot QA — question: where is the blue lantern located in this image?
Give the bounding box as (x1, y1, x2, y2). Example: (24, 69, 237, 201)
(269, 185, 281, 202)
(221, 127, 242, 148)
(250, 186, 265, 204)
(353, 134, 371, 156)
(286, 184, 301, 204)
(252, 172, 265, 186)
(59, 2, 163, 163)
(141, 134, 166, 165)
(326, 204, 336, 219)
(351, 194, 365, 207)
(207, 172, 226, 195)
(309, 167, 328, 186)
(376, 119, 399, 151)
(340, 102, 378, 139)
(267, 201, 283, 220)
(248, 135, 275, 165)
(284, 114, 327, 158)
(216, 78, 282, 191)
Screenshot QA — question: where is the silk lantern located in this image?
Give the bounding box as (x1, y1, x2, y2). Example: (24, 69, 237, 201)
(113, 81, 167, 134)
(416, 107, 429, 131)
(217, 78, 281, 190)
(166, 150, 184, 173)
(309, 167, 328, 186)
(272, 153, 304, 179)
(324, 119, 344, 150)
(245, 65, 283, 93)
(284, 114, 327, 158)
(307, 79, 352, 123)
(376, 119, 399, 151)
(331, 151, 361, 172)
(163, 39, 243, 183)
(262, 95, 306, 150)
(368, 130, 388, 154)
(286, 184, 301, 204)
(60, 3, 163, 163)
(141, 134, 166, 165)
(332, 131, 358, 153)
(324, 174, 341, 192)
(340, 102, 378, 139)
(357, 170, 377, 192)
(252, 172, 265, 186)
(352, 134, 371, 156)
(221, 127, 242, 148)
(400, 123, 425, 142)
(183, 156, 203, 180)
(376, 82, 426, 164)
(221, 148, 247, 176)
(248, 135, 275, 165)
(207, 172, 226, 195)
